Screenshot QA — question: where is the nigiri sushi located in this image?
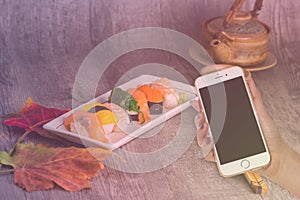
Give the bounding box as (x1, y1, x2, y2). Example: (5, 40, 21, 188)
(63, 111, 109, 143)
(137, 84, 164, 115)
(150, 78, 179, 109)
(82, 102, 118, 134)
(102, 102, 131, 132)
(128, 88, 150, 123)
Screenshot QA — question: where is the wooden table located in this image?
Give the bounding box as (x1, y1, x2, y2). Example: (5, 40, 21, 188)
(1, 0, 299, 199)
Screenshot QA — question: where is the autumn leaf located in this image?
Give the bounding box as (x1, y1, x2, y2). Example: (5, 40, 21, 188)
(0, 143, 112, 192)
(2, 97, 68, 139)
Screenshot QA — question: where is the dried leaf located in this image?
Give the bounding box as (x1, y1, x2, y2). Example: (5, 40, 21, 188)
(2, 98, 68, 139)
(0, 151, 13, 167)
(0, 143, 112, 192)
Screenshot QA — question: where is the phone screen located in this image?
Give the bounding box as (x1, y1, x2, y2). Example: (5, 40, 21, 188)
(199, 77, 266, 165)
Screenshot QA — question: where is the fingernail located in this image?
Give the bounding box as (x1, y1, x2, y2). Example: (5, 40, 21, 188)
(198, 112, 203, 125)
(199, 124, 204, 130)
(201, 122, 206, 130)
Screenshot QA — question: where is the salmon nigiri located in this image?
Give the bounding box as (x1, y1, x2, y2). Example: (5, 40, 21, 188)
(128, 88, 150, 123)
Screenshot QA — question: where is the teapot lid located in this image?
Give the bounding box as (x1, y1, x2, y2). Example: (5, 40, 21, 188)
(205, 0, 270, 40)
(205, 12, 269, 40)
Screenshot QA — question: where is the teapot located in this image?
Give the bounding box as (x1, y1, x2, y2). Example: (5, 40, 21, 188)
(203, 0, 270, 67)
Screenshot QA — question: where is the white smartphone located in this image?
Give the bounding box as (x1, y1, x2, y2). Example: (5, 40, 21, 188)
(194, 66, 270, 177)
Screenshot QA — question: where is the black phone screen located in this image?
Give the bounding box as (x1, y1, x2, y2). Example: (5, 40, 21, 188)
(199, 77, 266, 165)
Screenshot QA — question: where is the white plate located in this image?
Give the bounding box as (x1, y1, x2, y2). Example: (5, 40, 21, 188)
(43, 75, 196, 150)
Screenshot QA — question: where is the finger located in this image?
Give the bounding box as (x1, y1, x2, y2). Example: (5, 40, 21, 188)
(204, 150, 216, 162)
(195, 111, 205, 129)
(196, 122, 208, 147)
(201, 136, 214, 158)
(198, 111, 205, 127)
(199, 147, 215, 162)
(190, 99, 202, 112)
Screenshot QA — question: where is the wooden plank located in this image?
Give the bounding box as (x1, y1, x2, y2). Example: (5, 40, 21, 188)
(261, 0, 300, 93)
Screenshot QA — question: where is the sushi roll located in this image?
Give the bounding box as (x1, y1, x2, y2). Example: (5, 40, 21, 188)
(151, 78, 179, 109)
(137, 85, 164, 115)
(126, 110, 139, 122)
(128, 88, 150, 123)
(109, 88, 146, 124)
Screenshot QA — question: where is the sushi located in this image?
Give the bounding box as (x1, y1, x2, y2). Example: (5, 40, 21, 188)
(137, 84, 164, 115)
(109, 88, 146, 123)
(63, 111, 109, 143)
(102, 102, 131, 132)
(128, 88, 150, 123)
(63, 101, 131, 142)
(150, 78, 179, 109)
(82, 102, 118, 134)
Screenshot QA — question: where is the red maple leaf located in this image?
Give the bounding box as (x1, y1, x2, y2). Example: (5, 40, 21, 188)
(2, 98, 69, 139)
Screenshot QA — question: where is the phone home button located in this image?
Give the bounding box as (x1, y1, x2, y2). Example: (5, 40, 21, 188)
(241, 159, 250, 169)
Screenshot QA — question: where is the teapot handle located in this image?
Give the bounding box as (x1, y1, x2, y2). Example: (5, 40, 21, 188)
(223, 0, 264, 27)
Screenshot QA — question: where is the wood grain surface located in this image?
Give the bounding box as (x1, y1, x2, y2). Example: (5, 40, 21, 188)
(0, 0, 299, 199)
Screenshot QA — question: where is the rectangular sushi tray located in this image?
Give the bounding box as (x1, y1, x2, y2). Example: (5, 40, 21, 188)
(43, 75, 196, 150)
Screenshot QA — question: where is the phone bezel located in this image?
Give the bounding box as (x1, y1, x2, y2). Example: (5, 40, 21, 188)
(194, 66, 270, 177)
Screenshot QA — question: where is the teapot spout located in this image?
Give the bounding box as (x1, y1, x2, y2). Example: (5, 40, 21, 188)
(210, 39, 231, 63)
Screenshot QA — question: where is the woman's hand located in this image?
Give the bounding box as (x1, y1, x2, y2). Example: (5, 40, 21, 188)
(192, 71, 300, 197)
(191, 74, 287, 178)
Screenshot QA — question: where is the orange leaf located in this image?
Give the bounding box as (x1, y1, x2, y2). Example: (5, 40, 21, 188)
(0, 143, 112, 192)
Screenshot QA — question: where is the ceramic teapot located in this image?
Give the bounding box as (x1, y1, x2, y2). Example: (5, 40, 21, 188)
(203, 0, 270, 67)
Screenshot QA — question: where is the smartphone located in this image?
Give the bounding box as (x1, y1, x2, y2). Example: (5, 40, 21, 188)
(194, 66, 270, 177)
